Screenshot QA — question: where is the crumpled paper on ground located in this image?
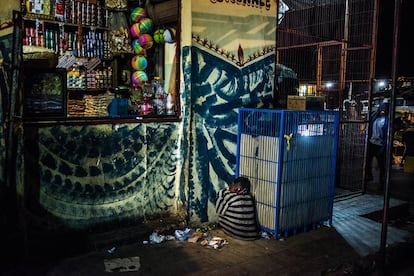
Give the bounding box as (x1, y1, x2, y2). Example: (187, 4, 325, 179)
(174, 227, 193, 241)
(104, 256, 141, 272)
(200, 236, 228, 249)
(148, 231, 175, 244)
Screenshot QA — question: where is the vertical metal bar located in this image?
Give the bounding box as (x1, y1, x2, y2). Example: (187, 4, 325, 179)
(380, 0, 401, 261)
(329, 111, 340, 225)
(275, 0, 280, 65)
(364, 0, 380, 192)
(275, 110, 285, 238)
(369, 0, 380, 85)
(340, 0, 350, 92)
(316, 47, 322, 94)
(236, 108, 243, 178)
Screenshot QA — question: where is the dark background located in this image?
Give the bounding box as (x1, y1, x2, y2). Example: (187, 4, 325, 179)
(376, 0, 414, 78)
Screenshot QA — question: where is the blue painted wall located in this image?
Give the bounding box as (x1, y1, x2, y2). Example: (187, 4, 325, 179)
(185, 46, 275, 222)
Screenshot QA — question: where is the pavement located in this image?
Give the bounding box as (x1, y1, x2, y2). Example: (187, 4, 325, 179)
(2, 224, 364, 276)
(2, 167, 414, 276)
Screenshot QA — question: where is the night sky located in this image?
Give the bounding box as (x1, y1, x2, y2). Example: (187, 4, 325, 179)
(376, 0, 414, 78)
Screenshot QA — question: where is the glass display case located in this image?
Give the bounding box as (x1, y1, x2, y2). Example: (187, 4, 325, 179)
(23, 68, 66, 118)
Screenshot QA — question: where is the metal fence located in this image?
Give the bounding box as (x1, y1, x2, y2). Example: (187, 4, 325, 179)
(277, 0, 378, 193)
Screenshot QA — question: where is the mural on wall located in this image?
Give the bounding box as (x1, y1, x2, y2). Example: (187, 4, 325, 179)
(187, 0, 277, 222)
(30, 123, 181, 228)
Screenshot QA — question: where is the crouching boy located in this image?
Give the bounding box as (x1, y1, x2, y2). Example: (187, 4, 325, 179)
(215, 176, 259, 240)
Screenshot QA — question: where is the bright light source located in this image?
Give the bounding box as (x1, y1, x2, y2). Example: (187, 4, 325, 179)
(325, 82, 333, 89)
(378, 81, 386, 88)
(298, 124, 324, 136)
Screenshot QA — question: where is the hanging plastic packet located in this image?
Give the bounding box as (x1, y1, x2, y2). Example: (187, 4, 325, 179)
(54, 0, 65, 21)
(105, 0, 128, 9)
(108, 11, 133, 53)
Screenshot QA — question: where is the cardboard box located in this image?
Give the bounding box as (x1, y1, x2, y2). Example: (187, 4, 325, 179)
(306, 96, 325, 110)
(287, 96, 306, 110)
(287, 96, 326, 111)
(404, 156, 414, 174)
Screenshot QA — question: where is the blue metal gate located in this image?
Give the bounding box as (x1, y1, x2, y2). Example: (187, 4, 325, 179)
(236, 108, 340, 238)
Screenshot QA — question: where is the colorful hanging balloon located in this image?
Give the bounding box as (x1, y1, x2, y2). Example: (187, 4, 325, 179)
(138, 18, 153, 34)
(132, 70, 148, 86)
(131, 39, 145, 54)
(130, 7, 147, 23)
(131, 55, 148, 71)
(138, 34, 154, 50)
(130, 23, 141, 38)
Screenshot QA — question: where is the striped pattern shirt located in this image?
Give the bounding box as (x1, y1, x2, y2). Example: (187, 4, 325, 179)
(216, 189, 259, 240)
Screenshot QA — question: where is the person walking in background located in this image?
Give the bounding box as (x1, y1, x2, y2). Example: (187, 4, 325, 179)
(365, 99, 389, 190)
(215, 176, 259, 240)
(401, 126, 414, 167)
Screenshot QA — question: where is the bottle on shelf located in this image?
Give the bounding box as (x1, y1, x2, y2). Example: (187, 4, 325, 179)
(141, 82, 155, 115)
(152, 77, 166, 115)
(166, 93, 175, 115)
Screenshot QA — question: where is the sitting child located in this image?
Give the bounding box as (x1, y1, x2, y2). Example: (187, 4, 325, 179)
(215, 176, 259, 240)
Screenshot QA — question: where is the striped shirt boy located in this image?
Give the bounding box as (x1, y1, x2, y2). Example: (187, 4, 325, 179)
(215, 188, 259, 240)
